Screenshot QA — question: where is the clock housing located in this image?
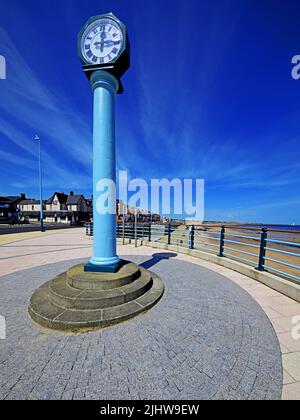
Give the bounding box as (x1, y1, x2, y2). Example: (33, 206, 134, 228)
(78, 13, 130, 93)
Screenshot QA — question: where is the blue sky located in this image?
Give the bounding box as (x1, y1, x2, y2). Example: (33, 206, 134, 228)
(0, 0, 300, 223)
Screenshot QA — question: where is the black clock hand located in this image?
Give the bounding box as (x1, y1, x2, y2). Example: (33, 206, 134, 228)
(100, 31, 106, 53)
(94, 40, 120, 49)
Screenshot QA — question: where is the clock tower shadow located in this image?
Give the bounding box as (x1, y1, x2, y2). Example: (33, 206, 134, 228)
(140, 252, 177, 270)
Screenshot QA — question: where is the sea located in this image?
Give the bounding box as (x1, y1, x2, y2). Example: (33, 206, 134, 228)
(240, 224, 300, 232)
(237, 224, 300, 245)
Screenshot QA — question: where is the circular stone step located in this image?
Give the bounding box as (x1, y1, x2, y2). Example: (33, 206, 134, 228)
(28, 261, 164, 332)
(66, 261, 140, 290)
(49, 269, 153, 310)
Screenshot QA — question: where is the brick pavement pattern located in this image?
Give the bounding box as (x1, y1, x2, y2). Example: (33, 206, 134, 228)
(0, 254, 282, 400)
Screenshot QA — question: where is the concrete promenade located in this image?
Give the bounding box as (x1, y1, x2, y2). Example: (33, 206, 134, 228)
(0, 229, 299, 400)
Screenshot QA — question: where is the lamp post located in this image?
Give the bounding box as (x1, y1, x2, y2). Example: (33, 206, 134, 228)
(34, 135, 45, 232)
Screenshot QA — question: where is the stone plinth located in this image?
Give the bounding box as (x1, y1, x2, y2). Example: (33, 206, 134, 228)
(29, 260, 164, 331)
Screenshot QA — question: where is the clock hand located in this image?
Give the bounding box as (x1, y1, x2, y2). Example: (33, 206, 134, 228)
(100, 31, 106, 53)
(94, 40, 120, 49)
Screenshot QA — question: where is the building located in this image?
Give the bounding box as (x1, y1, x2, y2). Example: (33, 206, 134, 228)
(44, 192, 70, 223)
(85, 198, 93, 214)
(16, 192, 161, 225)
(46, 192, 68, 213)
(19, 199, 44, 213)
(67, 193, 88, 213)
(116, 201, 161, 224)
(18, 199, 46, 222)
(18, 192, 92, 224)
(66, 192, 91, 223)
(0, 194, 26, 224)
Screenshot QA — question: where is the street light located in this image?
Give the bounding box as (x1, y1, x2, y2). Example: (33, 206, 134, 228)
(34, 135, 45, 232)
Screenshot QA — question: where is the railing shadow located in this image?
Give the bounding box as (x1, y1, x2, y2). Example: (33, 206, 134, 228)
(140, 252, 177, 270)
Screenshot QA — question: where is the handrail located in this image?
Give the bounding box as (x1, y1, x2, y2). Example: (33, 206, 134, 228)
(224, 233, 260, 241)
(223, 252, 257, 266)
(266, 238, 300, 247)
(265, 247, 300, 257)
(195, 245, 219, 253)
(194, 235, 220, 241)
(224, 246, 258, 258)
(223, 239, 260, 249)
(195, 225, 300, 234)
(87, 222, 300, 284)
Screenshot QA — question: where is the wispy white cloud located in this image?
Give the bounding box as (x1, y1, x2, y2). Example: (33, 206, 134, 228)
(0, 148, 33, 169)
(0, 25, 93, 195)
(0, 27, 92, 174)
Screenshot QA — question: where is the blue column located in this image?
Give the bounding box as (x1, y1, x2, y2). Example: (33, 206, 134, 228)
(85, 71, 120, 273)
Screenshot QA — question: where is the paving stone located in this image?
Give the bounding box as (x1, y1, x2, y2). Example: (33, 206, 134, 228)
(282, 352, 300, 382)
(0, 255, 283, 400)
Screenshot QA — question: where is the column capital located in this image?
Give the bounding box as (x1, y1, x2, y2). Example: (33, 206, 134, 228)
(90, 70, 119, 95)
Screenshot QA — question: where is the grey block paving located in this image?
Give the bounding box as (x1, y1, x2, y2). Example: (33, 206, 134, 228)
(0, 255, 282, 400)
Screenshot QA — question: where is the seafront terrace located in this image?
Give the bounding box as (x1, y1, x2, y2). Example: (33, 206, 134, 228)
(0, 228, 299, 400)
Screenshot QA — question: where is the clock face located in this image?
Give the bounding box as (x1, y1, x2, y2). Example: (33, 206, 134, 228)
(81, 18, 124, 65)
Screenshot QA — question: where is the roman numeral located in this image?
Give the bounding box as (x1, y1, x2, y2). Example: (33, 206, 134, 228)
(85, 44, 91, 50)
(112, 48, 118, 54)
(92, 55, 98, 63)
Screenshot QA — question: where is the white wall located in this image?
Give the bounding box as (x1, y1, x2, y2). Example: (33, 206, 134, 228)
(46, 194, 67, 212)
(19, 204, 41, 212)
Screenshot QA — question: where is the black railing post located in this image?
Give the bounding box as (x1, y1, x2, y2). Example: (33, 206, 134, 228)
(131, 222, 134, 240)
(218, 226, 225, 257)
(256, 228, 267, 271)
(122, 218, 125, 245)
(190, 225, 195, 249)
(168, 224, 172, 245)
(135, 216, 138, 248)
(148, 224, 152, 242)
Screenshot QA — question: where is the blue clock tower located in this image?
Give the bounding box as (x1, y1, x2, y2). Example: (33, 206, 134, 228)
(28, 13, 164, 332)
(78, 13, 130, 272)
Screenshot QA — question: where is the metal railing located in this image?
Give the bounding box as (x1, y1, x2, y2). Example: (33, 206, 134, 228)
(86, 223, 300, 285)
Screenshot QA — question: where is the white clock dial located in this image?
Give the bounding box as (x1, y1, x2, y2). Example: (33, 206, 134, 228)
(81, 18, 123, 65)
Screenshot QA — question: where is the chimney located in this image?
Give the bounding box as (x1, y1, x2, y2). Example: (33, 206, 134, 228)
(20, 193, 26, 200)
(70, 191, 74, 196)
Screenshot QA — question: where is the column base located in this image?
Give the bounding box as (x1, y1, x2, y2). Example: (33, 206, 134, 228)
(28, 260, 165, 331)
(84, 259, 122, 273)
